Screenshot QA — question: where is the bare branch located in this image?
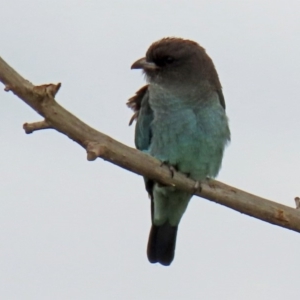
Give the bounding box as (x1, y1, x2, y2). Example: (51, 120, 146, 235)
(1, 55, 300, 234)
(23, 120, 52, 134)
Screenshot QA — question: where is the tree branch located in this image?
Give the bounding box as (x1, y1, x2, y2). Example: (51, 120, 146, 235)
(1, 55, 300, 233)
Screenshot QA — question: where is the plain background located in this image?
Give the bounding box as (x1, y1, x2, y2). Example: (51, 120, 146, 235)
(1, 1, 300, 299)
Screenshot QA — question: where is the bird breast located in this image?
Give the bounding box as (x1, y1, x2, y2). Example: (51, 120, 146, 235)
(148, 86, 230, 180)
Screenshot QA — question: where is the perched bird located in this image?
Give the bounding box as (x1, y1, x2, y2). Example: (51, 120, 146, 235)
(128, 37, 230, 266)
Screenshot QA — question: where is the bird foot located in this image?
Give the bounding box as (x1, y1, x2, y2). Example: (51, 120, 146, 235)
(169, 166, 177, 178)
(160, 161, 177, 178)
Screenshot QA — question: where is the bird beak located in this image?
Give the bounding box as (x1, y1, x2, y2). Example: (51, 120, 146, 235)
(131, 57, 159, 70)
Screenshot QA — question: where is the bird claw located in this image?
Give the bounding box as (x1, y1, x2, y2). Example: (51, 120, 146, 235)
(160, 161, 177, 178)
(193, 181, 201, 193)
(168, 166, 177, 178)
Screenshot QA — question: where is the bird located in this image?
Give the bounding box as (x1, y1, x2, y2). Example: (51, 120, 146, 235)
(127, 37, 230, 266)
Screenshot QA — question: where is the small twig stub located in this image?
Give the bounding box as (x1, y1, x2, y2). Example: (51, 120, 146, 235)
(295, 197, 300, 209)
(23, 120, 52, 134)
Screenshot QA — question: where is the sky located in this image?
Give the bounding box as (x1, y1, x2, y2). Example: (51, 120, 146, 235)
(1, 0, 300, 299)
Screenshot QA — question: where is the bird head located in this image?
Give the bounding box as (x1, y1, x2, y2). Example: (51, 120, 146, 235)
(131, 37, 221, 90)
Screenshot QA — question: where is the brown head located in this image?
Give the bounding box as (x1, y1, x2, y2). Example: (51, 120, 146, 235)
(131, 37, 222, 92)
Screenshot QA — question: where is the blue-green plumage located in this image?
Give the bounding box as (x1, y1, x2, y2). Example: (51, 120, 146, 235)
(129, 37, 230, 266)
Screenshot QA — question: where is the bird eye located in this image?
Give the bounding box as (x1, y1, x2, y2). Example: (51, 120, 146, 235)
(164, 56, 174, 64)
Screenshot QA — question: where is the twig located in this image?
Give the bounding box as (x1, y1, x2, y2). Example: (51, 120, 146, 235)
(23, 120, 52, 134)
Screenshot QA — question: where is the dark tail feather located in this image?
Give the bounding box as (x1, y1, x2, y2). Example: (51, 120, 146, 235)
(147, 222, 178, 266)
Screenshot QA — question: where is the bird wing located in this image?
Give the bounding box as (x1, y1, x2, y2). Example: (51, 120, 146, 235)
(127, 85, 153, 151)
(127, 85, 154, 197)
(216, 89, 226, 110)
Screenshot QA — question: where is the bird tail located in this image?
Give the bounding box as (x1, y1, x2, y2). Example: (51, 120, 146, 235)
(147, 222, 178, 266)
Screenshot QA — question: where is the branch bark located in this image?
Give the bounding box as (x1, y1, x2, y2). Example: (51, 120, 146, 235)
(1, 56, 300, 233)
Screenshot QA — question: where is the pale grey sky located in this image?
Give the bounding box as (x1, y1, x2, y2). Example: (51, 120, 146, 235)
(1, 0, 300, 299)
